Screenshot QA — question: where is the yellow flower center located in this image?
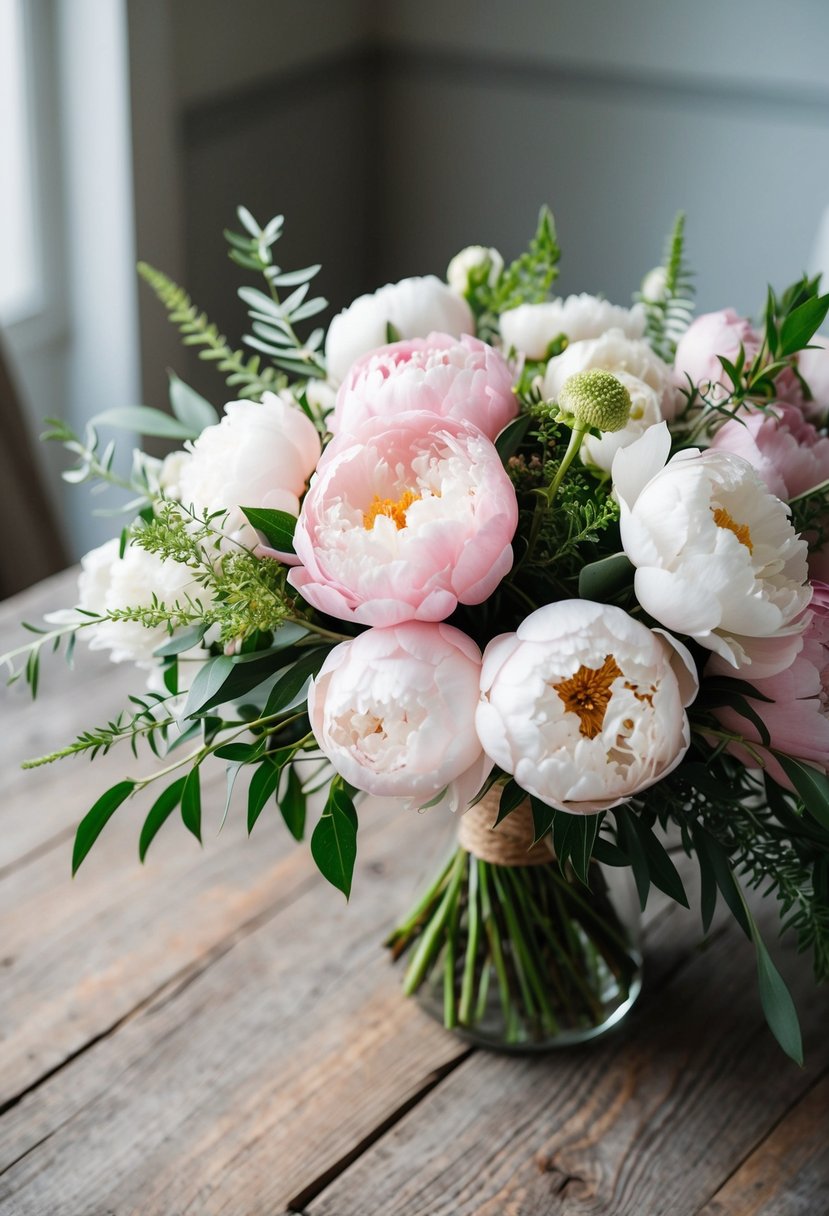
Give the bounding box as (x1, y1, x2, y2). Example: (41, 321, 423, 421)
(553, 654, 622, 740)
(363, 490, 421, 530)
(712, 506, 753, 553)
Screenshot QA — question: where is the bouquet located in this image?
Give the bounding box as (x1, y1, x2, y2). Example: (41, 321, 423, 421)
(5, 207, 829, 1062)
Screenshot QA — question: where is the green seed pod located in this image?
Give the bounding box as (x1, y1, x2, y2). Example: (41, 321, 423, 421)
(557, 370, 632, 433)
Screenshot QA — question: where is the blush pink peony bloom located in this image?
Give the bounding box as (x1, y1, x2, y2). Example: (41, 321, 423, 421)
(308, 622, 492, 811)
(325, 276, 474, 385)
(476, 601, 698, 814)
(289, 412, 519, 626)
(709, 403, 829, 500)
(707, 583, 829, 787)
(797, 337, 829, 423)
(674, 309, 761, 398)
(330, 332, 518, 441)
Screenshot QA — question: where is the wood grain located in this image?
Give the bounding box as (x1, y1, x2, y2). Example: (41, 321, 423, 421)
(305, 896, 828, 1216)
(697, 1071, 829, 1216)
(0, 813, 468, 1215)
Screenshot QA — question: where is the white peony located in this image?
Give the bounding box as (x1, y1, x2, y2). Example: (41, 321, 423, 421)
(308, 621, 492, 813)
(476, 601, 697, 814)
(50, 538, 207, 668)
(178, 390, 321, 549)
(613, 423, 811, 674)
(446, 245, 504, 295)
(499, 295, 646, 361)
(325, 276, 474, 384)
(543, 327, 680, 419)
(581, 371, 663, 474)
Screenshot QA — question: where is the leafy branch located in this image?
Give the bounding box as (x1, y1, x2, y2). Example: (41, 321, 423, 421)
(225, 206, 328, 382)
(137, 262, 284, 400)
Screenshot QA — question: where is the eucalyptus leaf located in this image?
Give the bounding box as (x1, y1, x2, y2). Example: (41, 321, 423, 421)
(247, 760, 281, 832)
(578, 553, 634, 601)
(168, 372, 219, 433)
(774, 755, 829, 831)
(92, 405, 197, 441)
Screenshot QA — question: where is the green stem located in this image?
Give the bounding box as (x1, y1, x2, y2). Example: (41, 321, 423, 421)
(458, 856, 482, 1025)
(402, 850, 466, 996)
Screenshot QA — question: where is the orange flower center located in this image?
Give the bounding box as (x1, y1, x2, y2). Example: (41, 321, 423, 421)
(553, 654, 622, 740)
(712, 506, 753, 553)
(363, 490, 421, 530)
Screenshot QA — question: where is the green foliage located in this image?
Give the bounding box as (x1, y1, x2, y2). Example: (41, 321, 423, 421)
(467, 207, 560, 339)
(72, 781, 136, 874)
(227, 206, 328, 382)
(637, 212, 695, 361)
(311, 779, 358, 898)
(137, 261, 283, 400)
(240, 506, 297, 554)
(131, 501, 294, 646)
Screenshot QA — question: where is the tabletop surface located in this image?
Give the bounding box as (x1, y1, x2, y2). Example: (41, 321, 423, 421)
(0, 569, 827, 1216)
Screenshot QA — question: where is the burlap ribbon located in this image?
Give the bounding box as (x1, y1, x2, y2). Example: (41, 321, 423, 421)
(457, 789, 553, 867)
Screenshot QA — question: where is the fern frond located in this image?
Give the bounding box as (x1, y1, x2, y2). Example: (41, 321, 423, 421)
(137, 263, 284, 400)
(638, 212, 695, 361)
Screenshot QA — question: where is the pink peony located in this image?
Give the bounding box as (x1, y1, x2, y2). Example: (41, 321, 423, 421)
(709, 403, 829, 500)
(308, 622, 492, 811)
(289, 412, 518, 627)
(674, 309, 760, 398)
(708, 583, 829, 787)
(325, 276, 473, 385)
(797, 337, 829, 423)
(330, 332, 517, 441)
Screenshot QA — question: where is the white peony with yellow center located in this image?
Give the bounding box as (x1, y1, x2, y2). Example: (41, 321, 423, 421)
(476, 600, 698, 814)
(613, 422, 811, 675)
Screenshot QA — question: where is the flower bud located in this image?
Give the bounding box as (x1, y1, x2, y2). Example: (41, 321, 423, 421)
(557, 369, 632, 433)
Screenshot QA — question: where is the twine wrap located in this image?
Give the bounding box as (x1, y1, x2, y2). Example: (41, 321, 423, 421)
(458, 790, 553, 867)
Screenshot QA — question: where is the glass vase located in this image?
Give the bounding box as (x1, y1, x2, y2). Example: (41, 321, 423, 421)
(387, 795, 642, 1051)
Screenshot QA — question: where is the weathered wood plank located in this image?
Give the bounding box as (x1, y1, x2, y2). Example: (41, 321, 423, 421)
(696, 1071, 829, 1216)
(0, 764, 321, 1105)
(305, 898, 828, 1216)
(0, 813, 469, 1215)
(0, 849, 710, 1215)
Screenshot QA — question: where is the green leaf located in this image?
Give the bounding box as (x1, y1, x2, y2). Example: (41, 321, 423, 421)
(529, 796, 555, 843)
(310, 783, 358, 897)
(753, 926, 803, 1065)
(779, 293, 829, 356)
(247, 760, 281, 833)
(262, 649, 326, 718)
(494, 414, 530, 463)
(278, 764, 307, 840)
(693, 825, 750, 937)
(139, 776, 186, 862)
(181, 656, 235, 718)
(180, 767, 202, 842)
(168, 372, 219, 433)
(616, 808, 651, 910)
(698, 848, 718, 935)
(72, 781, 135, 874)
(578, 552, 634, 601)
(774, 754, 829, 831)
(240, 506, 297, 553)
(91, 405, 197, 441)
(633, 815, 689, 907)
(495, 779, 526, 825)
(153, 624, 209, 658)
(724, 871, 804, 1065)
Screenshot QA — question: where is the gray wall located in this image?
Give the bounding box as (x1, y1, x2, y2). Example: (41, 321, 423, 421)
(130, 1, 829, 407)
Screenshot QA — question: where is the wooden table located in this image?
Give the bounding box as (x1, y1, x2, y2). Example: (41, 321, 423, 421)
(1, 569, 827, 1216)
